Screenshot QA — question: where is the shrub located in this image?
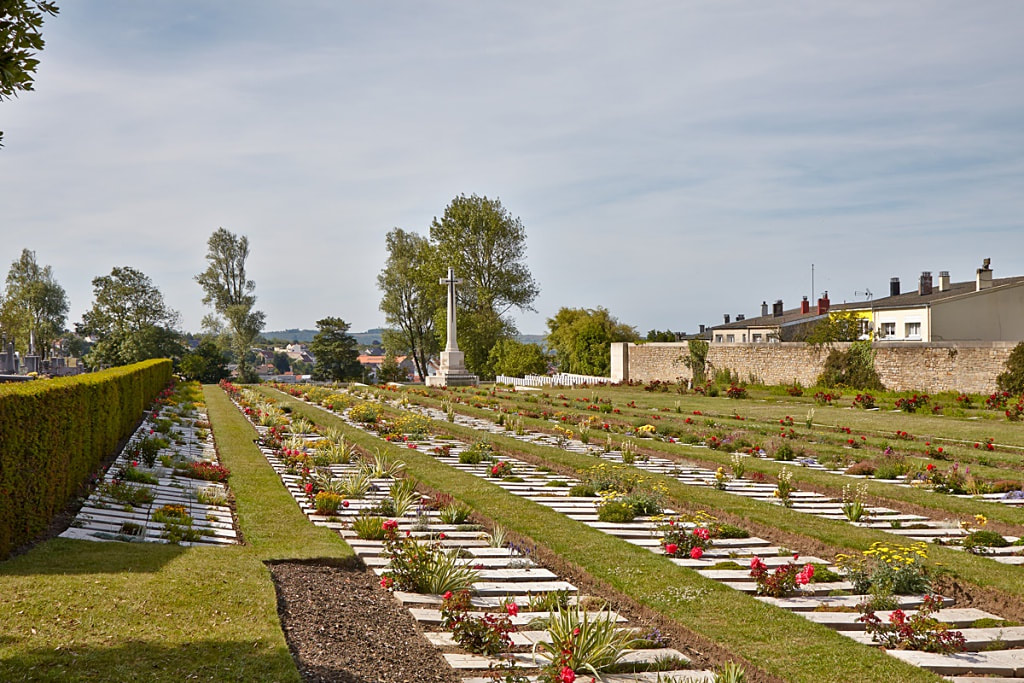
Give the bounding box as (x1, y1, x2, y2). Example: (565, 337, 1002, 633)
(859, 594, 966, 654)
(98, 480, 155, 508)
(725, 384, 748, 399)
(314, 491, 345, 515)
(845, 461, 876, 476)
(996, 341, 1024, 394)
(0, 359, 172, 558)
(380, 524, 479, 594)
(895, 394, 930, 413)
(818, 342, 883, 390)
(596, 499, 635, 523)
(749, 557, 815, 598)
(441, 590, 515, 656)
(182, 461, 231, 482)
(836, 541, 931, 595)
(348, 401, 381, 423)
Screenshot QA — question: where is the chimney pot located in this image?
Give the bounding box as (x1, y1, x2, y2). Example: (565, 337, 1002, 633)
(772, 300, 784, 318)
(817, 290, 831, 315)
(699, 324, 705, 334)
(977, 258, 993, 291)
(800, 296, 810, 314)
(723, 313, 730, 324)
(890, 277, 900, 297)
(761, 300, 769, 317)
(736, 314, 745, 321)
(938, 271, 951, 292)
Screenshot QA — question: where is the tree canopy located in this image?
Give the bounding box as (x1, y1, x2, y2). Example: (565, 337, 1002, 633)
(0, 1, 59, 147)
(488, 338, 549, 377)
(0, 248, 68, 356)
(803, 310, 865, 345)
(546, 307, 637, 376)
(179, 339, 230, 384)
(195, 228, 265, 382)
(78, 266, 182, 368)
(377, 228, 440, 382)
(309, 317, 362, 381)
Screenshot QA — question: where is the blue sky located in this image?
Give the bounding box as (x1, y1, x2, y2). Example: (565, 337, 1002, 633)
(3, 1, 1023, 336)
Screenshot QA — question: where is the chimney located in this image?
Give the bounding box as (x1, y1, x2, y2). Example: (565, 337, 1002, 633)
(938, 270, 950, 292)
(699, 324, 706, 334)
(736, 314, 745, 321)
(723, 313, 731, 324)
(800, 296, 810, 314)
(761, 301, 769, 317)
(890, 277, 900, 297)
(817, 291, 830, 315)
(772, 300, 784, 317)
(977, 258, 993, 291)
(919, 271, 933, 295)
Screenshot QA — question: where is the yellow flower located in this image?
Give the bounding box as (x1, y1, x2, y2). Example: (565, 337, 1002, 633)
(975, 514, 988, 527)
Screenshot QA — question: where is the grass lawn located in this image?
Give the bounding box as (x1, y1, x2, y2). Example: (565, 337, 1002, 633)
(0, 384, 352, 682)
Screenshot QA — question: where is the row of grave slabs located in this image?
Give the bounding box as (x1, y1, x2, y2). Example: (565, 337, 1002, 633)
(299, 386, 1024, 681)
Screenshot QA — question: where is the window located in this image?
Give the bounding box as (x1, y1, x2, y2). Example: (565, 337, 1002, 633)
(726, 334, 735, 342)
(752, 333, 762, 342)
(879, 322, 895, 338)
(715, 334, 723, 343)
(858, 319, 871, 338)
(905, 322, 921, 338)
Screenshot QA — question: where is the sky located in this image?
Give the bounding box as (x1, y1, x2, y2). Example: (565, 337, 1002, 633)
(3, 1, 1023, 337)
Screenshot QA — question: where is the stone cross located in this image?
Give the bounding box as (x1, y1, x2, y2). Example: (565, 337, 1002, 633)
(439, 267, 463, 353)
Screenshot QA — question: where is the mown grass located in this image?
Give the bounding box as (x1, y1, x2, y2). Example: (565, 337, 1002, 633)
(0, 384, 352, 682)
(266, 387, 944, 683)
(401, 388, 1024, 529)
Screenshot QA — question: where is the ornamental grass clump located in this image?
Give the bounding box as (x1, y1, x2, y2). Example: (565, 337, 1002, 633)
(841, 482, 869, 523)
(351, 513, 386, 540)
(533, 602, 636, 679)
(380, 521, 479, 594)
(98, 480, 155, 508)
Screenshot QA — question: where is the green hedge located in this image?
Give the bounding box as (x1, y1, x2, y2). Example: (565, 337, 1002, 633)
(0, 359, 173, 558)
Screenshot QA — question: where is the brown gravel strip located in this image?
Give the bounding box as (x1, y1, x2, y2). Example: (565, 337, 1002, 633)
(270, 561, 461, 683)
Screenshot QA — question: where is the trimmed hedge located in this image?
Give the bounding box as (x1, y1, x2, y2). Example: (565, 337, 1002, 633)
(0, 359, 173, 558)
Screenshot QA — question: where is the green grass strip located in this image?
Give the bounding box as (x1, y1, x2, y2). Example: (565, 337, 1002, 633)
(0, 384, 351, 682)
(267, 388, 943, 683)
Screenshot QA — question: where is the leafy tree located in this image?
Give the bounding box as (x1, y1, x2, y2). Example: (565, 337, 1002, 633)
(377, 350, 409, 383)
(681, 339, 710, 385)
(818, 341, 884, 390)
(78, 266, 183, 368)
(488, 338, 548, 377)
(309, 317, 362, 381)
(0, 1, 59, 148)
(195, 228, 265, 383)
(646, 329, 679, 342)
(0, 248, 68, 356)
(546, 307, 637, 376)
(804, 311, 865, 345)
(272, 351, 291, 375)
(377, 228, 440, 382)
(997, 342, 1024, 395)
(430, 194, 539, 377)
(180, 339, 229, 383)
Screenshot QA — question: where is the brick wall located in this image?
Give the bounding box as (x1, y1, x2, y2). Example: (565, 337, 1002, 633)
(617, 341, 1018, 393)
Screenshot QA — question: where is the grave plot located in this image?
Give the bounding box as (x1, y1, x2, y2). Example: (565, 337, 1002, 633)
(392, 390, 1024, 564)
(60, 382, 238, 547)
(293, 386, 1024, 682)
(224, 386, 720, 682)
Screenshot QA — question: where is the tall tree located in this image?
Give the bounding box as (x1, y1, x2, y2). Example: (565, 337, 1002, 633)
(0, 1, 59, 148)
(429, 194, 539, 378)
(180, 339, 230, 383)
(309, 317, 362, 381)
(488, 338, 549, 377)
(0, 248, 68, 356)
(195, 228, 265, 383)
(377, 228, 441, 382)
(546, 307, 638, 376)
(77, 266, 182, 368)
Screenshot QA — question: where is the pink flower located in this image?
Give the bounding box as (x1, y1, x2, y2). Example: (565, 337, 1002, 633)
(506, 602, 519, 616)
(382, 519, 398, 531)
(560, 667, 576, 683)
(664, 543, 678, 556)
(690, 547, 704, 560)
(694, 527, 710, 541)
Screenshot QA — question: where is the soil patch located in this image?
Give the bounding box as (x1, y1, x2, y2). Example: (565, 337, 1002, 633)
(270, 560, 461, 683)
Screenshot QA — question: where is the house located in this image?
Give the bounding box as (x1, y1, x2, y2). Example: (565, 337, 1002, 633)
(357, 354, 422, 382)
(857, 261, 1024, 342)
(711, 295, 858, 342)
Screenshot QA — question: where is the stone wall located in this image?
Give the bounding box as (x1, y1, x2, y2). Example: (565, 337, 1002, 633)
(614, 341, 1018, 394)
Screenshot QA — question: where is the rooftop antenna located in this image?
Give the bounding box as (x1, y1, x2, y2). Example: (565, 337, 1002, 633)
(855, 288, 873, 300)
(811, 263, 815, 302)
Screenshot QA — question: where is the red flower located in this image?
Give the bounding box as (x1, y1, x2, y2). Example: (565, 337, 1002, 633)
(382, 519, 398, 531)
(380, 577, 393, 589)
(443, 591, 453, 600)
(926, 463, 935, 471)
(506, 602, 519, 616)
(694, 527, 710, 541)
(342, 500, 349, 508)
(131, 460, 139, 467)
(690, 547, 704, 560)
(664, 543, 678, 556)
(559, 667, 576, 683)
(793, 552, 800, 561)
(438, 532, 446, 540)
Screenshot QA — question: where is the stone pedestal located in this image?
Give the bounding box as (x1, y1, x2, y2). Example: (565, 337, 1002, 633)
(426, 350, 479, 387)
